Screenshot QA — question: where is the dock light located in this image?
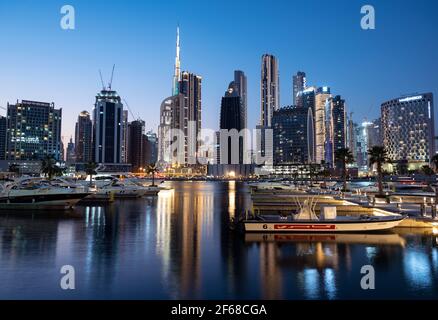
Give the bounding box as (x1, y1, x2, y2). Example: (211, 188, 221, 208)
(433, 228, 438, 235)
(228, 171, 236, 178)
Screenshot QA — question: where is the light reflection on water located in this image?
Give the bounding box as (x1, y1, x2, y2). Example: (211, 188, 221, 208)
(0, 181, 437, 300)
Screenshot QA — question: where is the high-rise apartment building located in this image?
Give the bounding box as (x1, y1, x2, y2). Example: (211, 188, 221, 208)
(381, 93, 435, 166)
(260, 54, 280, 128)
(272, 106, 314, 164)
(314, 87, 331, 164)
(0, 116, 6, 160)
(127, 120, 145, 172)
(6, 100, 62, 161)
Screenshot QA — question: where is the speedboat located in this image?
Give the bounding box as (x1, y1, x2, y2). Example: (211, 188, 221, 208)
(243, 197, 406, 233)
(0, 177, 90, 210)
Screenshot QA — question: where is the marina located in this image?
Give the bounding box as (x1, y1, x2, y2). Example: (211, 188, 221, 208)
(0, 180, 437, 300)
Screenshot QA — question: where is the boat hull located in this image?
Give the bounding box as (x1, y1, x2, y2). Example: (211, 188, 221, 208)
(0, 193, 90, 210)
(244, 217, 405, 233)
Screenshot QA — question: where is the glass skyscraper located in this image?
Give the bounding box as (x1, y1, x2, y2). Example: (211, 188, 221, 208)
(260, 54, 279, 128)
(92, 90, 124, 164)
(74, 110, 92, 163)
(272, 106, 314, 164)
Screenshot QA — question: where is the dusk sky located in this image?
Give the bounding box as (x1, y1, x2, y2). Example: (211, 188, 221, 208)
(0, 0, 437, 144)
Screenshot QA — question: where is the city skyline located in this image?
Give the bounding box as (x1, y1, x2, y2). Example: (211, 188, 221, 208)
(1, 0, 438, 146)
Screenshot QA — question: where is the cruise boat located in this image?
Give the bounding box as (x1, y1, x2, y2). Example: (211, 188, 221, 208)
(243, 197, 406, 233)
(0, 178, 90, 210)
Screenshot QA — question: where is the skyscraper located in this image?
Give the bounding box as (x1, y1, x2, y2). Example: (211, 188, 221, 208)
(128, 120, 145, 172)
(180, 71, 202, 163)
(381, 93, 435, 167)
(293, 71, 306, 106)
(92, 89, 124, 164)
(272, 106, 314, 164)
(367, 118, 382, 148)
(314, 87, 331, 164)
(355, 122, 369, 171)
(158, 28, 202, 168)
(6, 100, 62, 161)
(0, 116, 6, 160)
(347, 113, 356, 156)
(145, 130, 158, 164)
(121, 110, 129, 163)
(219, 83, 244, 164)
(66, 137, 75, 163)
(74, 110, 92, 163)
(332, 95, 347, 165)
(232, 70, 247, 129)
(260, 54, 280, 127)
(172, 26, 181, 96)
(158, 94, 185, 165)
(324, 96, 347, 167)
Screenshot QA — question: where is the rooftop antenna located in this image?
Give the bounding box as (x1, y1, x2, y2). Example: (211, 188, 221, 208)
(99, 70, 106, 90)
(109, 64, 115, 90)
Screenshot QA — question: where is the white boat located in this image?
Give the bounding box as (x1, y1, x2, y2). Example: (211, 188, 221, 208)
(243, 197, 406, 233)
(97, 179, 159, 198)
(0, 178, 90, 210)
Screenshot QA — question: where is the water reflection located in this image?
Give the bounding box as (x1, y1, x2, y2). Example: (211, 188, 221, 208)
(0, 181, 437, 299)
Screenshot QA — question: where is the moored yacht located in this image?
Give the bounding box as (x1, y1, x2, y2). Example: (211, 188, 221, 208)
(0, 178, 90, 210)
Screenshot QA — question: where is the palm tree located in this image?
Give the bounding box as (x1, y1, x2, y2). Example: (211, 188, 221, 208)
(368, 146, 388, 196)
(8, 163, 20, 175)
(421, 165, 435, 177)
(85, 162, 98, 186)
(335, 148, 354, 192)
(431, 154, 438, 172)
(146, 163, 158, 186)
(41, 155, 59, 180)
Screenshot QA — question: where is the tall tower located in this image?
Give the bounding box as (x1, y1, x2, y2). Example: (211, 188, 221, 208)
(260, 54, 280, 128)
(293, 71, 306, 106)
(74, 110, 93, 163)
(172, 26, 181, 96)
(92, 89, 124, 164)
(233, 70, 247, 129)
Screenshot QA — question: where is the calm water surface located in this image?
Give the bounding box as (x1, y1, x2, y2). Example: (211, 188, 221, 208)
(0, 181, 437, 299)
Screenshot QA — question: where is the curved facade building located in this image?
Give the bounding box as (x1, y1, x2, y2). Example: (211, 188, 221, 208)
(381, 93, 435, 166)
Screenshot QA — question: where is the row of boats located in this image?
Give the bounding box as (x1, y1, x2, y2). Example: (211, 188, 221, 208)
(0, 175, 163, 210)
(241, 181, 411, 233)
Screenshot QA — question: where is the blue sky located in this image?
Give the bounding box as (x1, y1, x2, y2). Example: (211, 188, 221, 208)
(0, 0, 437, 143)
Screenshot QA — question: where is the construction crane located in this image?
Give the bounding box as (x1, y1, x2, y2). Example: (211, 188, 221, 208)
(109, 64, 115, 90)
(98, 64, 115, 91)
(123, 98, 140, 121)
(99, 70, 106, 90)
